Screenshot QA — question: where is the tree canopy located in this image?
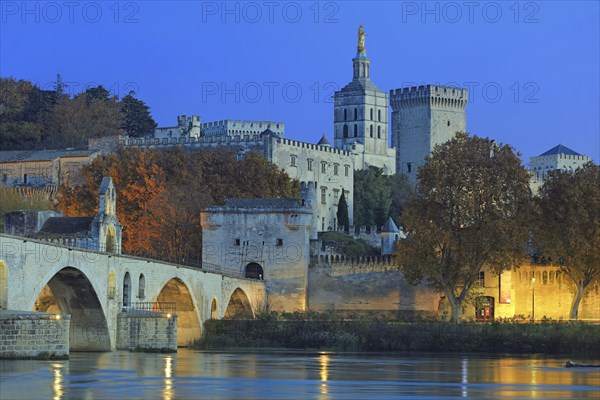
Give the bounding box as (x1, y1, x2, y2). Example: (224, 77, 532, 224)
(395, 133, 532, 322)
(353, 167, 413, 228)
(532, 162, 600, 319)
(120, 92, 157, 137)
(59, 147, 300, 264)
(0, 77, 157, 149)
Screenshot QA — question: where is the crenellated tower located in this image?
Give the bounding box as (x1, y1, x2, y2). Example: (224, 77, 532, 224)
(390, 85, 468, 182)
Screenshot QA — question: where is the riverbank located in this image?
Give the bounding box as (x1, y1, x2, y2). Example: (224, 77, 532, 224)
(196, 317, 600, 357)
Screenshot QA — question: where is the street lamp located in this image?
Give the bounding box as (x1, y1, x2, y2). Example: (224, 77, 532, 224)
(531, 276, 536, 321)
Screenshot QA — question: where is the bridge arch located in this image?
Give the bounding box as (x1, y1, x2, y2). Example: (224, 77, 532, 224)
(0, 260, 7, 309)
(224, 288, 253, 319)
(211, 298, 218, 319)
(32, 267, 111, 351)
(156, 278, 201, 346)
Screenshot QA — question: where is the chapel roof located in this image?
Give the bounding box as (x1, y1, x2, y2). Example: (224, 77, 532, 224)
(381, 217, 399, 233)
(35, 216, 95, 238)
(539, 144, 582, 157)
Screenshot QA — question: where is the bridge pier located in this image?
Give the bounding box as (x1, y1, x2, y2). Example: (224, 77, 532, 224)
(0, 311, 70, 359)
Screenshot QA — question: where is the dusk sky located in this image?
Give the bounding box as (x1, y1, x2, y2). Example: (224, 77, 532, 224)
(1, 1, 598, 164)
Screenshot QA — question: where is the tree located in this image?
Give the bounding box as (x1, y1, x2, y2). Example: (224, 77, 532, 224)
(395, 133, 532, 323)
(47, 92, 123, 148)
(532, 163, 600, 320)
(353, 166, 413, 228)
(337, 191, 349, 231)
(59, 147, 300, 264)
(120, 92, 157, 137)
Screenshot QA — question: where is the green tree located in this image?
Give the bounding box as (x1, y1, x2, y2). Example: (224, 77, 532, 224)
(120, 92, 157, 137)
(337, 191, 349, 231)
(395, 133, 532, 323)
(353, 167, 413, 228)
(47, 93, 123, 148)
(532, 163, 600, 320)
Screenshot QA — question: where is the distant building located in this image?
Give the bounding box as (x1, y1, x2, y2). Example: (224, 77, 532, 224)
(0, 149, 101, 188)
(4, 177, 122, 253)
(529, 144, 591, 193)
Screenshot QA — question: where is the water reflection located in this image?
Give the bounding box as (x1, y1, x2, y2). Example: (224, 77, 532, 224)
(319, 352, 330, 400)
(52, 363, 63, 400)
(0, 351, 598, 399)
(163, 355, 173, 400)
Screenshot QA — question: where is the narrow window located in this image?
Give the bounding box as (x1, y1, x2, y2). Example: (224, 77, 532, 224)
(290, 155, 297, 167)
(276, 238, 283, 246)
(407, 163, 412, 173)
(344, 109, 347, 121)
(378, 126, 381, 139)
(353, 124, 357, 137)
(370, 125, 373, 137)
(235, 238, 241, 246)
(321, 162, 327, 174)
(343, 124, 348, 138)
(370, 108, 373, 120)
(321, 187, 327, 204)
(354, 108, 357, 120)
(478, 271, 485, 287)
(378, 109, 381, 122)
(447, 120, 450, 126)
(307, 159, 313, 171)
(334, 164, 339, 176)
(344, 165, 349, 177)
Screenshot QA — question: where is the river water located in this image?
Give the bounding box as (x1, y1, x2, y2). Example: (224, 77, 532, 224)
(0, 350, 598, 399)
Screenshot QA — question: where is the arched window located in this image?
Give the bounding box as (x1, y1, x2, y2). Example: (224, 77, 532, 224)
(138, 274, 145, 299)
(370, 108, 373, 120)
(343, 109, 347, 121)
(353, 124, 358, 137)
(354, 108, 357, 120)
(343, 124, 348, 138)
(377, 125, 381, 139)
(378, 109, 381, 122)
(369, 125, 373, 137)
(123, 272, 131, 308)
(245, 263, 263, 280)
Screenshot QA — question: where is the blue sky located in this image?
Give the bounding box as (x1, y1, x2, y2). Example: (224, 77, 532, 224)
(1, 1, 598, 164)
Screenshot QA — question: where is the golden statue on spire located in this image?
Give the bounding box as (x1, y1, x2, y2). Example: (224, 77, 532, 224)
(357, 24, 366, 54)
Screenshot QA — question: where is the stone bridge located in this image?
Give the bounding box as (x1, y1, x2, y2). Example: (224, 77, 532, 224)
(0, 234, 266, 352)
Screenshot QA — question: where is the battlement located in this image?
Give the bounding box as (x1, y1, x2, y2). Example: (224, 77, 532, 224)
(390, 85, 468, 109)
(201, 120, 285, 137)
(176, 115, 201, 126)
(278, 137, 353, 157)
(310, 254, 399, 276)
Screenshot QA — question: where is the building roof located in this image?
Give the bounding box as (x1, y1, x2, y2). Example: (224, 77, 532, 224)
(223, 198, 301, 209)
(317, 134, 331, 147)
(0, 149, 99, 163)
(381, 217, 399, 233)
(35, 216, 94, 238)
(539, 145, 582, 157)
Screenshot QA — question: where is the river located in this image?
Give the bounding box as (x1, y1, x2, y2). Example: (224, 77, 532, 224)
(1, 350, 599, 399)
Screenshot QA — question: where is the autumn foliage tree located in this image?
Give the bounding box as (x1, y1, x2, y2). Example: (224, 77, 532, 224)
(59, 147, 300, 264)
(395, 133, 532, 323)
(532, 163, 600, 320)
